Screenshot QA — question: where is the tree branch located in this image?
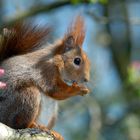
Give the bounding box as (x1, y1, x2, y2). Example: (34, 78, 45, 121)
(2, 1, 71, 28)
(0, 123, 55, 140)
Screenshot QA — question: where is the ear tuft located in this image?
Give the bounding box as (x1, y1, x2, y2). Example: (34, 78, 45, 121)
(64, 15, 85, 47)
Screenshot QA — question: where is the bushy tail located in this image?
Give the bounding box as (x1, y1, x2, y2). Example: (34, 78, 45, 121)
(0, 22, 51, 61)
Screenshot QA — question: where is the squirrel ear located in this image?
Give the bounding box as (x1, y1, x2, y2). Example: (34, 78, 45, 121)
(64, 36, 74, 51)
(64, 15, 85, 48)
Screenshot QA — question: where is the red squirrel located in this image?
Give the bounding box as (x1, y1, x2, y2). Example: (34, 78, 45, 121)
(0, 16, 90, 140)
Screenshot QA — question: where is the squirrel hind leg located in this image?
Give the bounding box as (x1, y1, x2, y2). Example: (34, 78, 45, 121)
(7, 86, 41, 129)
(29, 122, 64, 140)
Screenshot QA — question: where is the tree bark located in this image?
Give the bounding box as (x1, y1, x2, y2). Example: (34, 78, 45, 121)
(0, 123, 55, 140)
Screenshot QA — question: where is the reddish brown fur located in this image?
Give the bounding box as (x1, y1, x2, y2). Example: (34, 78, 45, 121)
(54, 16, 85, 54)
(0, 22, 50, 61)
(65, 15, 85, 46)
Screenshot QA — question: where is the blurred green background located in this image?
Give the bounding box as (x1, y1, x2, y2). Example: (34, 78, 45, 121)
(1, 0, 140, 140)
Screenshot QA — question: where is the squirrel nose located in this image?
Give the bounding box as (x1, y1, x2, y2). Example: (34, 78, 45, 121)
(83, 77, 89, 82)
(83, 73, 90, 83)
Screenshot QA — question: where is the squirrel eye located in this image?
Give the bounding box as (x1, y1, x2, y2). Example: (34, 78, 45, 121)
(74, 57, 81, 66)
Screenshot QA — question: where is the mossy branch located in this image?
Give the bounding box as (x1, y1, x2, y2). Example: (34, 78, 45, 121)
(0, 123, 55, 140)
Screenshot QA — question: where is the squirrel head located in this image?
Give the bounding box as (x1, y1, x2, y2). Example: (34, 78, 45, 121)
(55, 16, 90, 85)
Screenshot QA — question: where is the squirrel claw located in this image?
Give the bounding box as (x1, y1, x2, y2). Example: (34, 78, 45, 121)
(72, 82, 90, 96)
(79, 86, 90, 96)
(72, 81, 78, 87)
(51, 130, 64, 140)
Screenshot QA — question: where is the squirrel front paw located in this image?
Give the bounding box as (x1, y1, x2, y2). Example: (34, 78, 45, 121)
(72, 82, 90, 96)
(79, 86, 90, 96)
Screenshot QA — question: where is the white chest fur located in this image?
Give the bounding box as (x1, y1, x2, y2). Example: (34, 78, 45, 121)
(37, 93, 58, 128)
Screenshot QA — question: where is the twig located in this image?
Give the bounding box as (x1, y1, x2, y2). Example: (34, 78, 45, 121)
(2, 1, 71, 28)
